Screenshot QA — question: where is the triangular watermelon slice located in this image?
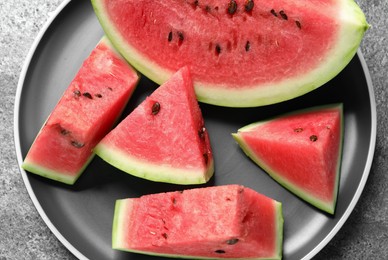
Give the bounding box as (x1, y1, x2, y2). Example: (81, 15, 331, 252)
(22, 37, 139, 184)
(95, 67, 214, 184)
(232, 104, 343, 214)
(112, 185, 283, 259)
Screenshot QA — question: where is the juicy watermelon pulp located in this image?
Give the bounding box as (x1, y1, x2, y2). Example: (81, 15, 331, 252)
(91, 0, 368, 107)
(22, 37, 139, 184)
(95, 66, 214, 185)
(232, 104, 343, 214)
(112, 185, 283, 259)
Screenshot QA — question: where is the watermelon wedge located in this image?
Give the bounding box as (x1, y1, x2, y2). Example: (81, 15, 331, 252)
(22, 37, 139, 185)
(232, 104, 343, 214)
(95, 67, 214, 185)
(91, 0, 368, 107)
(112, 185, 283, 259)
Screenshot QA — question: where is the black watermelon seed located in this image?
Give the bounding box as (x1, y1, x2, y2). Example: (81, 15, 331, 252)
(227, 0, 237, 15)
(71, 141, 85, 148)
(168, 31, 173, 42)
(244, 0, 254, 12)
(226, 238, 239, 245)
(60, 128, 70, 136)
(215, 44, 221, 55)
(151, 102, 161, 115)
(245, 41, 250, 51)
(95, 93, 102, 98)
(310, 135, 318, 142)
(177, 31, 184, 42)
(296, 20, 302, 29)
(270, 9, 277, 17)
(279, 10, 288, 20)
(82, 92, 93, 99)
(215, 250, 226, 254)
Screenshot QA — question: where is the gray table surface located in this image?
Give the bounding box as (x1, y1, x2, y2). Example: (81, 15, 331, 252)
(1, 0, 387, 259)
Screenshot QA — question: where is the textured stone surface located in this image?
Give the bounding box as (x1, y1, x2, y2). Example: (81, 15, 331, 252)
(0, 0, 386, 259)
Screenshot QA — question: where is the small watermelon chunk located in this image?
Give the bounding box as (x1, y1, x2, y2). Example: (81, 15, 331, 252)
(112, 185, 283, 259)
(95, 67, 214, 185)
(91, 0, 368, 107)
(232, 104, 343, 214)
(22, 37, 139, 184)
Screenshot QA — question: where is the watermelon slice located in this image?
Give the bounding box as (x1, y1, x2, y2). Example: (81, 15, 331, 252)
(91, 0, 368, 107)
(112, 185, 283, 259)
(95, 67, 214, 185)
(232, 104, 343, 214)
(22, 37, 139, 185)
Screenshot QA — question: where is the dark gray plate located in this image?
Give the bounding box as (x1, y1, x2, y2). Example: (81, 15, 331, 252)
(14, 0, 376, 259)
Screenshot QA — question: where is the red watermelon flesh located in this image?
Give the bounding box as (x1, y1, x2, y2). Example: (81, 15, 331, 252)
(91, 0, 368, 107)
(232, 104, 343, 214)
(22, 37, 139, 184)
(95, 66, 214, 185)
(112, 185, 283, 259)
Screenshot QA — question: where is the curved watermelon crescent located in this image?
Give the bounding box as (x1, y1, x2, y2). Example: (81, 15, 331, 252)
(13, 1, 376, 260)
(91, 0, 369, 107)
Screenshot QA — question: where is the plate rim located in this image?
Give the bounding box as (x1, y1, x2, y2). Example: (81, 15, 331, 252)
(13, 0, 87, 259)
(13, 1, 377, 259)
(302, 50, 377, 259)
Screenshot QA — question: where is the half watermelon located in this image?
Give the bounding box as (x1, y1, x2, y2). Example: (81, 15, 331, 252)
(112, 185, 283, 259)
(22, 37, 139, 184)
(95, 66, 214, 185)
(91, 0, 368, 107)
(232, 104, 343, 214)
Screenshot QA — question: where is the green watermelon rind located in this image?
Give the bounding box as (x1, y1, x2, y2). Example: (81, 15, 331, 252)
(91, 0, 368, 107)
(112, 198, 284, 260)
(112, 199, 130, 251)
(232, 104, 344, 214)
(273, 201, 284, 260)
(21, 155, 94, 185)
(94, 142, 214, 185)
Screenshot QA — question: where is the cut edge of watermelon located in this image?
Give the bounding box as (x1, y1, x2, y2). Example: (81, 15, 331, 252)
(232, 104, 344, 214)
(112, 196, 284, 260)
(275, 201, 284, 260)
(112, 198, 130, 250)
(94, 143, 214, 185)
(91, 0, 368, 107)
(21, 154, 95, 185)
